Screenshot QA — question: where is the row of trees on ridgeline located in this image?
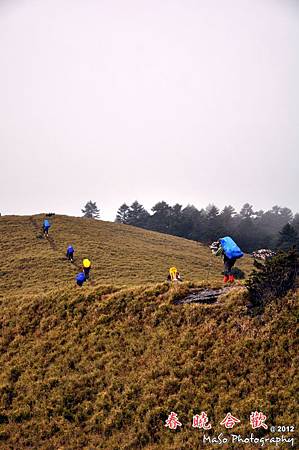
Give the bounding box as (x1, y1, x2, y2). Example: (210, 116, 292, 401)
(114, 201, 299, 253)
(81, 200, 299, 253)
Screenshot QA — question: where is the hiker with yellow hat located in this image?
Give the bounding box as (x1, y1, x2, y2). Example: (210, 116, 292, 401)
(82, 258, 91, 280)
(167, 267, 182, 282)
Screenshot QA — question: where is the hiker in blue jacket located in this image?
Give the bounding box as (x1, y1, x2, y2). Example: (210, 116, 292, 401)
(210, 236, 243, 283)
(42, 219, 51, 237)
(76, 272, 86, 287)
(66, 245, 74, 263)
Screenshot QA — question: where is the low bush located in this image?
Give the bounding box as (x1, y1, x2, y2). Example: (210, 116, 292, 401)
(246, 249, 298, 307)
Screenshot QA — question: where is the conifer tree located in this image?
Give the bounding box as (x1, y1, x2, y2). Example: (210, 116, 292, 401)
(127, 201, 150, 227)
(81, 201, 100, 219)
(291, 214, 299, 234)
(150, 201, 172, 233)
(276, 223, 298, 251)
(115, 203, 130, 223)
(240, 203, 255, 219)
(203, 204, 223, 242)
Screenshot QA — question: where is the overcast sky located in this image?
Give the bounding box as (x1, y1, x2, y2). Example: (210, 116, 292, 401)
(0, 0, 298, 220)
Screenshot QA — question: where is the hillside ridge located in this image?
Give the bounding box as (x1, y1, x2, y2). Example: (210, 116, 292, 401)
(0, 214, 252, 299)
(1, 214, 297, 449)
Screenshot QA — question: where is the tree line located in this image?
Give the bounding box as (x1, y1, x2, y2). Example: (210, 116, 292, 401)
(80, 200, 299, 253)
(114, 201, 299, 253)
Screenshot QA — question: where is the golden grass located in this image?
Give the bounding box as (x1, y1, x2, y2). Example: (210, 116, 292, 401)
(0, 214, 253, 298)
(0, 215, 297, 449)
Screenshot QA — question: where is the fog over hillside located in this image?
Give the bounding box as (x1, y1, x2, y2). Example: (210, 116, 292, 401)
(0, 0, 298, 218)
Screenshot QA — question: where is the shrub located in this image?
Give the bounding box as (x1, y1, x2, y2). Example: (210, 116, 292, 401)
(246, 249, 298, 307)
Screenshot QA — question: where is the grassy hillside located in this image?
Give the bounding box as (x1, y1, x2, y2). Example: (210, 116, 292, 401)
(0, 215, 297, 449)
(0, 214, 252, 297)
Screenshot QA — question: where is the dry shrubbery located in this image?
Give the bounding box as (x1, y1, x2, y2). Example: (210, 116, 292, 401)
(246, 249, 298, 309)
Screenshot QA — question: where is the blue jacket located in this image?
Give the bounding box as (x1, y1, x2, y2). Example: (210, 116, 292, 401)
(43, 219, 51, 228)
(76, 272, 86, 283)
(67, 245, 74, 254)
(219, 236, 243, 260)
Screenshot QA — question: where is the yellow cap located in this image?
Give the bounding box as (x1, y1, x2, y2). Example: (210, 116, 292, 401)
(83, 258, 91, 268)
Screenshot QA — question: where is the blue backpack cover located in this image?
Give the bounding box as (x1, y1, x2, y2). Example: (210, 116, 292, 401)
(43, 219, 50, 228)
(219, 236, 243, 260)
(67, 245, 74, 253)
(76, 272, 86, 283)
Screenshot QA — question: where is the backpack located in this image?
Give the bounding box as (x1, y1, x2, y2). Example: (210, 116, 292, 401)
(219, 236, 243, 260)
(76, 272, 86, 283)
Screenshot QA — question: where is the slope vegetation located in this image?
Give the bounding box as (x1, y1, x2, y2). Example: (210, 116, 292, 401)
(0, 215, 297, 449)
(0, 214, 251, 297)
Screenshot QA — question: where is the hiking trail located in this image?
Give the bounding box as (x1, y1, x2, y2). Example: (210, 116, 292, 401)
(29, 216, 95, 286)
(30, 216, 57, 251)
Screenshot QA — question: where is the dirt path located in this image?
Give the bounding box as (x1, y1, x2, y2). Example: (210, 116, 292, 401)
(29, 216, 40, 233)
(29, 216, 95, 285)
(30, 216, 57, 250)
(46, 235, 57, 251)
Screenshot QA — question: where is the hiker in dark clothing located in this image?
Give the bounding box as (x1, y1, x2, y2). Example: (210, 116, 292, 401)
(223, 254, 237, 282)
(82, 258, 91, 280)
(43, 219, 51, 237)
(210, 237, 243, 283)
(66, 245, 74, 262)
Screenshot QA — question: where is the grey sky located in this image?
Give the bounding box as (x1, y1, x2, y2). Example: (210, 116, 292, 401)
(0, 0, 298, 220)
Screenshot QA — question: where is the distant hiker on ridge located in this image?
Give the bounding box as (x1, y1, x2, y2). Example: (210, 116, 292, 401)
(167, 267, 183, 282)
(210, 237, 243, 283)
(66, 245, 74, 263)
(82, 258, 91, 280)
(76, 272, 86, 287)
(42, 219, 51, 237)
